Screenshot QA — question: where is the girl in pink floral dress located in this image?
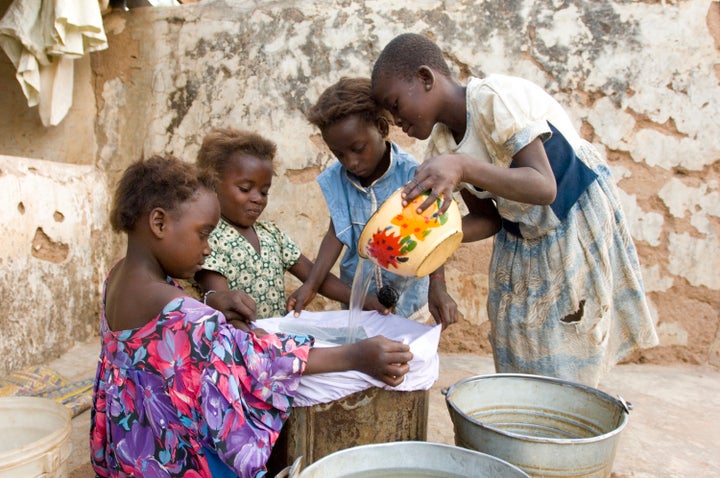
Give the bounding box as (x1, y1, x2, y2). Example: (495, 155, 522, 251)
(90, 155, 412, 477)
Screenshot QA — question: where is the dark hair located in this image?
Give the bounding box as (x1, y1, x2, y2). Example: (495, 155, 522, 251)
(110, 154, 215, 232)
(307, 77, 390, 135)
(196, 127, 276, 177)
(371, 33, 452, 85)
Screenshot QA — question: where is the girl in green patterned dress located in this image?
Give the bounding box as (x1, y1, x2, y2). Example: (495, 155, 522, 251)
(195, 127, 386, 327)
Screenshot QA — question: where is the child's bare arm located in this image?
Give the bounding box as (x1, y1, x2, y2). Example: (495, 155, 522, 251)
(305, 336, 412, 386)
(287, 221, 344, 315)
(460, 190, 502, 243)
(290, 254, 348, 301)
(403, 138, 557, 213)
(496, 138, 557, 203)
(427, 267, 458, 329)
(195, 269, 257, 323)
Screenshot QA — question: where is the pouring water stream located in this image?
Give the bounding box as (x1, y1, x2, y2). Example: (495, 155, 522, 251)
(345, 257, 375, 344)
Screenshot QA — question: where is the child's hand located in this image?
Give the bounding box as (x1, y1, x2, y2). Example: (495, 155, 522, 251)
(362, 294, 392, 315)
(251, 326, 269, 338)
(287, 284, 317, 318)
(428, 279, 459, 329)
(226, 320, 268, 337)
(207, 290, 257, 324)
(353, 336, 412, 387)
(402, 153, 465, 214)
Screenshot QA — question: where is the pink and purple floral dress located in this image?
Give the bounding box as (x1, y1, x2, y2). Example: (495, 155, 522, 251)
(90, 293, 312, 477)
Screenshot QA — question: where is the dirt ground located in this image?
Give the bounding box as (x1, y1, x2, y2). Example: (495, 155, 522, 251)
(438, 318, 493, 354)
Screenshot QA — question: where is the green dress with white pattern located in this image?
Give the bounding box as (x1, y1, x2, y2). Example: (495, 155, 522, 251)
(203, 218, 301, 318)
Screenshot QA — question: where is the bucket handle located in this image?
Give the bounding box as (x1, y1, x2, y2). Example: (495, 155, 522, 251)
(39, 447, 62, 477)
(617, 395, 632, 414)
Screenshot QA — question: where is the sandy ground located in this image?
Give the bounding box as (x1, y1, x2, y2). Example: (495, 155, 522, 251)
(45, 337, 720, 477)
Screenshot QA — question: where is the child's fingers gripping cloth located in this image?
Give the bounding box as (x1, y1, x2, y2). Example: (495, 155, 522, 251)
(259, 310, 441, 407)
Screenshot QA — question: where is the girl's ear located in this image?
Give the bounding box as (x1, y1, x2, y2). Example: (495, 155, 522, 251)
(376, 116, 390, 137)
(148, 207, 168, 238)
(417, 65, 435, 91)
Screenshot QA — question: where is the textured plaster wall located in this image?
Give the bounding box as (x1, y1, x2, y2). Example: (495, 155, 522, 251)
(0, 0, 718, 373)
(0, 53, 98, 165)
(0, 0, 108, 372)
(0, 156, 109, 373)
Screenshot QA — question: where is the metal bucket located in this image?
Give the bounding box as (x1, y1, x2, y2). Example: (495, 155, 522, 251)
(444, 374, 631, 478)
(289, 441, 530, 478)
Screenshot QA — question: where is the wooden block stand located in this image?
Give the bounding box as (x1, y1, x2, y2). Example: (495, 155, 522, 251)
(266, 387, 429, 476)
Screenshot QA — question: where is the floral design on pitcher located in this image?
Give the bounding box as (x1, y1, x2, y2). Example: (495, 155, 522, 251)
(367, 227, 406, 269)
(365, 194, 449, 271)
(391, 195, 446, 240)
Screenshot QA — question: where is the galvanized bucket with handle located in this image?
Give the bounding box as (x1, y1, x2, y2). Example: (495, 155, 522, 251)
(444, 373, 631, 478)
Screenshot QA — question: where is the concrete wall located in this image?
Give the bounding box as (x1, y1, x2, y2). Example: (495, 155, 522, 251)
(0, 155, 110, 372)
(0, 0, 116, 372)
(0, 0, 718, 373)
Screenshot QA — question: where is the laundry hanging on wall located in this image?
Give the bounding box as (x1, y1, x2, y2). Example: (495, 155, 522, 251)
(0, 0, 108, 126)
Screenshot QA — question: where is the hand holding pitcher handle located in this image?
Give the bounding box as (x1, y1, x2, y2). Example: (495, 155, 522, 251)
(402, 153, 466, 214)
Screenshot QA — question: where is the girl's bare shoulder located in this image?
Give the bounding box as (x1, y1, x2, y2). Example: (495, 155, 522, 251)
(105, 267, 182, 331)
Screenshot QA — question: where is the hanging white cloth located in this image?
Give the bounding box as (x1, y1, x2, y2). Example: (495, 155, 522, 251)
(258, 310, 441, 407)
(0, 0, 108, 126)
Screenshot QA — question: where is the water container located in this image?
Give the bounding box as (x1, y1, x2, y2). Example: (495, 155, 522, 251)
(0, 397, 73, 478)
(289, 441, 530, 477)
(445, 373, 631, 478)
(358, 187, 463, 277)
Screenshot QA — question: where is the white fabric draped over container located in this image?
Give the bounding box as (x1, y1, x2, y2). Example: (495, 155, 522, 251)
(259, 310, 441, 407)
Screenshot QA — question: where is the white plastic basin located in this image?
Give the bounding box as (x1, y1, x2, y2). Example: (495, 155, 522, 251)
(0, 397, 73, 478)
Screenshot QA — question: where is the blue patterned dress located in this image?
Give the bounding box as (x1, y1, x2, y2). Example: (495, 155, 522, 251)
(428, 75, 658, 386)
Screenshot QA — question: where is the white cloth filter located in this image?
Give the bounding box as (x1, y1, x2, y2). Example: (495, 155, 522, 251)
(258, 310, 441, 407)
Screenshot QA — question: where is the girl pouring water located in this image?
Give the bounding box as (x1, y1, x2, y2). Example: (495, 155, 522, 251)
(289, 77, 459, 329)
(371, 32, 658, 386)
